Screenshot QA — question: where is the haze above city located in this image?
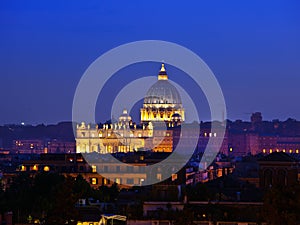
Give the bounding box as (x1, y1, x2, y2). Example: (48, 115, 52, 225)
(1, 0, 300, 125)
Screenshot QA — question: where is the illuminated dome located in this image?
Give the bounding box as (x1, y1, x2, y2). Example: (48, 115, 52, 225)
(144, 81, 182, 105)
(140, 64, 185, 123)
(144, 64, 182, 106)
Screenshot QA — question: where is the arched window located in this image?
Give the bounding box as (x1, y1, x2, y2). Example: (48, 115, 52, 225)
(264, 169, 273, 188)
(277, 169, 287, 186)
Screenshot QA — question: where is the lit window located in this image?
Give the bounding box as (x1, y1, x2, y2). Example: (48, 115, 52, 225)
(21, 165, 26, 171)
(229, 147, 233, 152)
(209, 133, 212, 137)
(99, 133, 102, 137)
(296, 149, 299, 154)
(204, 133, 207, 137)
(91, 178, 97, 185)
(92, 165, 97, 173)
(115, 178, 121, 184)
(156, 173, 162, 181)
(43, 166, 50, 172)
(263, 149, 266, 153)
(283, 149, 286, 153)
(102, 178, 107, 185)
(139, 178, 145, 185)
(171, 173, 178, 181)
(32, 165, 38, 171)
(108, 133, 111, 137)
(270, 149, 273, 153)
(138, 133, 142, 137)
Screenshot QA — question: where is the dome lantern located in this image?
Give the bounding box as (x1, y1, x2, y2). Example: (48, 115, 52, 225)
(158, 63, 168, 80)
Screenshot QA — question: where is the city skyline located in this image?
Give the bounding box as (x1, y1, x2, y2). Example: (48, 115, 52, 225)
(1, 1, 300, 125)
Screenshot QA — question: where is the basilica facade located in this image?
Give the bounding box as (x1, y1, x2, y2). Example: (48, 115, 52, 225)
(76, 64, 185, 154)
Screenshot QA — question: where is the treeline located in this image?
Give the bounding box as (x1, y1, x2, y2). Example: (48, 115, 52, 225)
(0, 172, 119, 225)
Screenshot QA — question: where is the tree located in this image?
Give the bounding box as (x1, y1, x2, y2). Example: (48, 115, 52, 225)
(263, 183, 300, 225)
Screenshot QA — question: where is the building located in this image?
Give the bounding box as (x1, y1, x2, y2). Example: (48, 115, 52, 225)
(46, 139, 76, 153)
(76, 64, 184, 154)
(12, 139, 45, 154)
(259, 152, 299, 188)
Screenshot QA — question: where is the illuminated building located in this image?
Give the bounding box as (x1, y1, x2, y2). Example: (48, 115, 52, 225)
(76, 64, 182, 153)
(140, 63, 185, 123)
(13, 139, 45, 154)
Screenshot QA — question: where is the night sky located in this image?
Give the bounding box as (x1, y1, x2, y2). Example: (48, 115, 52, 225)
(1, 0, 300, 125)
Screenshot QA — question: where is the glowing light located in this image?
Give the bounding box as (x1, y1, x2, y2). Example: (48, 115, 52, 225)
(43, 166, 50, 172)
(91, 178, 97, 185)
(32, 165, 38, 171)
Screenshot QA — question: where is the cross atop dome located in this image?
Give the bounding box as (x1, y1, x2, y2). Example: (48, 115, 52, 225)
(158, 63, 168, 80)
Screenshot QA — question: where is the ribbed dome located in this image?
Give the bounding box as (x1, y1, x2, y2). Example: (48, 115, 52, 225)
(144, 80, 182, 105)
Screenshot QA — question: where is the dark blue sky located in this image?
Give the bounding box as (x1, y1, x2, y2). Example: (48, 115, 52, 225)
(0, 0, 300, 125)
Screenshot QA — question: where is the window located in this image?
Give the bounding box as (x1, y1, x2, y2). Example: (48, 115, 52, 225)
(127, 166, 133, 173)
(92, 165, 97, 173)
(171, 173, 178, 181)
(139, 178, 145, 185)
(21, 165, 26, 171)
(140, 166, 146, 173)
(115, 178, 121, 184)
(91, 178, 98, 185)
(43, 166, 50, 172)
(127, 178, 134, 184)
(157, 173, 162, 181)
(104, 166, 108, 172)
(32, 165, 38, 171)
